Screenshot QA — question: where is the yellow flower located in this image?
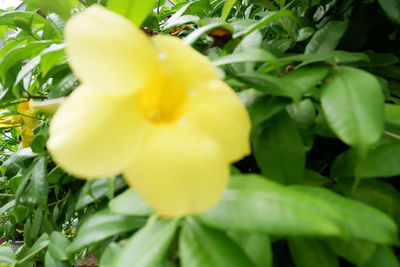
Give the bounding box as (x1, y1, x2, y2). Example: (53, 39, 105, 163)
(0, 101, 38, 148)
(47, 5, 251, 217)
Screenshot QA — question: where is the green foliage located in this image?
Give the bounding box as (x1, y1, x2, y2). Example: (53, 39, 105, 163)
(0, 0, 400, 266)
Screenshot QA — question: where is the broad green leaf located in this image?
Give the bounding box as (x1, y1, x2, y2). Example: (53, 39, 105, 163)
(48, 73, 78, 99)
(13, 56, 40, 89)
(385, 103, 400, 125)
(301, 169, 332, 187)
(331, 148, 357, 178)
(327, 238, 376, 266)
(48, 232, 71, 261)
(236, 73, 301, 101)
(0, 246, 16, 264)
(109, 188, 153, 216)
(68, 209, 145, 252)
(99, 243, 121, 267)
(305, 20, 348, 54)
(25, 156, 48, 205)
(339, 179, 400, 227)
(212, 48, 276, 67)
(183, 23, 233, 45)
(288, 238, 339, 267)
(248, 95, 290, 127)
(254, 111, 305, 184)
(107, 0, 157, 26)
(234, 10, 295, 38)
(363, 246, 400, 267)
(199, 175, 344, 237)
(29, 207, 43, 240)
(221, 0, 237, 22)
(40, 44, 66, 77)
(163, 1, 199, 30)
(0, 41, 55, 84)
(366, 52, 399, 67)
(292, 186, 398, 244)
(23, 0, 77, 19)
(355, 140, 400, 178)
(281, 65, 330, 95)
(321, 67, 384, 149)
(113, 219, 178, 267)
(17, 233, 50, 262)
(0, 11, 47, 29)
(378, 0, 400, 24)
(44, 251, 69, 267)
(278, 51, 369, 66)
(75, 177, 125, 210)
(180, 219, 254, 267)
(228, 231, 272, 267)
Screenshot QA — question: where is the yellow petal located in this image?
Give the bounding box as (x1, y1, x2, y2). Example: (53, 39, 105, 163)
(65, 5, 162, 95)
(21, 126, 34, 148)
(47, 86, 147, 178)
(124, 124, 229, 218)
(183, 80, 251, 162)
(17, 101, 38, 129)
(151, 36, 219, 87)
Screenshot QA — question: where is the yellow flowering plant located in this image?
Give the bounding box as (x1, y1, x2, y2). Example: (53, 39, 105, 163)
(47, 5, 251, 217)
(2, 1, 399, 266)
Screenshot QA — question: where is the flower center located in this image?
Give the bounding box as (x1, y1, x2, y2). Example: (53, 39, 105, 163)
(137, 75, 187, 123)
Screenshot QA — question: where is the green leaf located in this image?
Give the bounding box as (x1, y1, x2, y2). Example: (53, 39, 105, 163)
(183, 23, 233, 45)
(199, 175, 344, 237)
(278, 51, 369, 66)
(326, 238, 376, 266)
(16, 233, 50, 262)
(0, 11, 47, 29)
(26, 156, 48, 205)
(221, 0, 237, 22)
(13, 56, 40, 89)
(362, 246, 400, 267)
(23, 0, 77, 20)
(99, 243, 121, 267)
(291, 186, 398, 244)
(212, 48, 276, 67)
(339, 179, 400, 227)
(301, 169, 332, 187)
(236, 73, 301, 101)
(305, 20, 348, 54)
(40, 44, 66, 77)
(234, 10, 295, 38)
(0, 246, 16, 264)
(44, 251, 69, 267)
(321, 67, 384, 149)
(107, 0, 157, 26)
(228, 231, 272, 267)
(69, 209, 145, 252)
(248, 95, 291, 127)
(355, 140, 400, 179)
(75, 177, 125, 210)
(180, 219, 254, 267)
(163, 1, 200, 30)
(48, 73, 78, 99)
(254, 111, 305, 184)
(48, 232, 71, 261)
(288, 238, 339, 267)
(0, 41, 55, 85)
(281, 65, 330, 95)
(109, 188, 153, 216)
(378, 0, 400, 24)
(113, 218, 178, 267)
(384, 103, 400, 125)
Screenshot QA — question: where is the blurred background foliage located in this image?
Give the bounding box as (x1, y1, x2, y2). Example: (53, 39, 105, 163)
(0, 0, 400, 266)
